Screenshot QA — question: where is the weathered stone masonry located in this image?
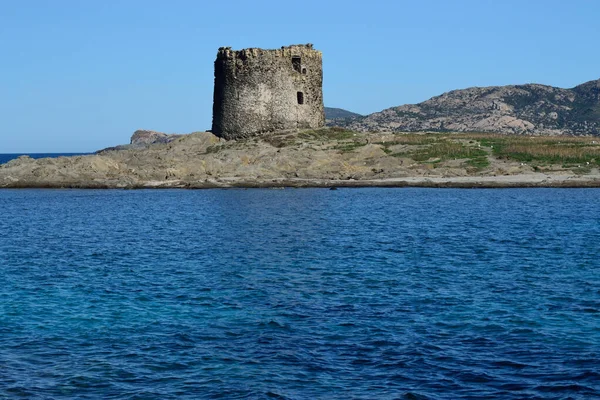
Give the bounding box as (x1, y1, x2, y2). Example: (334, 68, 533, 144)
(212, 44, 325, 140)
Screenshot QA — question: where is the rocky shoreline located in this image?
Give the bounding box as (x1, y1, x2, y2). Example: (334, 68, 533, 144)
(2, 129, 600, 189)
(3, 176, 600, 189)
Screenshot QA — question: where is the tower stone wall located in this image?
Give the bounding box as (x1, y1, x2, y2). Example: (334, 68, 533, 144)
(212, 44, 325, 140)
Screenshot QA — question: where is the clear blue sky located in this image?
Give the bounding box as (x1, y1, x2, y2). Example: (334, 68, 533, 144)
(1, 0, 599, 152)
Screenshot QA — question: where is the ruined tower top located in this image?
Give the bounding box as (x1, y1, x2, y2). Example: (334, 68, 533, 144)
(212, 44, 325, 140)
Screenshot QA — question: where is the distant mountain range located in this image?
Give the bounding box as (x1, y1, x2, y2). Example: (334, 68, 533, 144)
(324, 107, 362, 120)
(330, 79, 600, 136)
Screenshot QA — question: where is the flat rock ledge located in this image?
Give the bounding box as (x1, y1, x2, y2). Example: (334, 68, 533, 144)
(2, 176, 600, 189)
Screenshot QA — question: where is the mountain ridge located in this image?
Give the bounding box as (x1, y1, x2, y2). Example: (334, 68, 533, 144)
(324, 107, 362, 120)
(338, 78, 600, 135)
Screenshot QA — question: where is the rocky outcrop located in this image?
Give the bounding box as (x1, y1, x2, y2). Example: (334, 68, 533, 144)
(339, 79, 600, 135)
(97, 130, 185, 153)
(130, 130, 183, 145)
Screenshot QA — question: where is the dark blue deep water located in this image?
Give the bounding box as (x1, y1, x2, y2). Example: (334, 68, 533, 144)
(0, 188, 599, 399)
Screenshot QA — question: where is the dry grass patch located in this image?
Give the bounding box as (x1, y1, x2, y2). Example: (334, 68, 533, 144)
(478, 135, 600, 166)
(390, 139, 490, 169)
(298, 127, 356, 141)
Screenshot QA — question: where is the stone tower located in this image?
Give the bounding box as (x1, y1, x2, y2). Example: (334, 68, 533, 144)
(212, 44, 325, 140)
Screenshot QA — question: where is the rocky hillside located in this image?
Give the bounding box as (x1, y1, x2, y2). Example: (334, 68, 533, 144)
(341, 79, 600, 135)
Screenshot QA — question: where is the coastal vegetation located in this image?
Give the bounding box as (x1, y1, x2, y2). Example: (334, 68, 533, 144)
(478, 135, 600, 167)
(259, 127, 600, 175)
(330, 129, 599, 171)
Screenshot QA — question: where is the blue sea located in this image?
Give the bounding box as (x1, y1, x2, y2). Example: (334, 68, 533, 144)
(0, 188, 598, 399)
(0, 153, 90, 164)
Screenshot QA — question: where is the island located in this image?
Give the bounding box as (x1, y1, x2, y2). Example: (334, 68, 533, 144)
(2, 127, 599, 188)
(2, 44, 600, 189)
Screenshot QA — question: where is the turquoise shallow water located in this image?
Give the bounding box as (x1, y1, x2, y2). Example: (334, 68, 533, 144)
(0, 188, 599, 399)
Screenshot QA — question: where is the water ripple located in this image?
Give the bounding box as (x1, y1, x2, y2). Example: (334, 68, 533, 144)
(0, 188, 599, 398)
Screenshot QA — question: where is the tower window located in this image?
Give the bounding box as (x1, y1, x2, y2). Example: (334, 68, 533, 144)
(297, 92, 304, 105)
(292, 56, 301, 73)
